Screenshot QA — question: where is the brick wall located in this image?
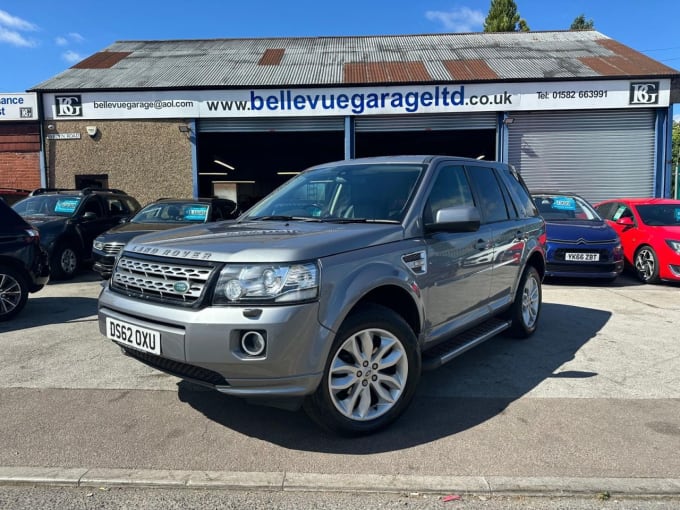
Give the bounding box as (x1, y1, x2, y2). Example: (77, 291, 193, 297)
(0, 123, 41, 189)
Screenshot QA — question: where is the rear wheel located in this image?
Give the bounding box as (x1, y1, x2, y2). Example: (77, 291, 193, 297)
(634, 246, 660, 284)
(51, 242, 79, 280)
(507, 265, 542, 338)
(304, 304, 420, 436)
(0, 265, 28, 321)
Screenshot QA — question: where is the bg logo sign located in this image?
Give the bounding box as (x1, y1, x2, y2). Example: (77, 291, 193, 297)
(629, 82, 659, 105)
(55, 95, 83, 117)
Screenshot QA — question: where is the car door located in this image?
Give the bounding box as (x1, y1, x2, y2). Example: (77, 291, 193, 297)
(599, 201, 638, 263)
(422, 163, 493, 331)
(74, 195, 111, 252)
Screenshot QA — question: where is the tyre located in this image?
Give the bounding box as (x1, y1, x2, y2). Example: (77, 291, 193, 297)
(507, 265, 542, 338)
(51, 243, 79, 280)
(634, 246, 660, 284)
(303, 304, 421, 436)
(0, 265, 29, 321)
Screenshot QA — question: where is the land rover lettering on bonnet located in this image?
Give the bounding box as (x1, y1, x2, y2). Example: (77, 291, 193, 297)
(98, 155, 546, 436)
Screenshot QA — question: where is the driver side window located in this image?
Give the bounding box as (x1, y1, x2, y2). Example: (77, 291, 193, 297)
(424, 165, 474, 225)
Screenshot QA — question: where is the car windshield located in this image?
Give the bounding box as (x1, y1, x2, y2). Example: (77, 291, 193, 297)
(131, 202, 210, 224)
(636, 204, 680, 226)
(243, 163, 425, 223)
(532, 194, 601, 221)
(12, 195, 82, 218)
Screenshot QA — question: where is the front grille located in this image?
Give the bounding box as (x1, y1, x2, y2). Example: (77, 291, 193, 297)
(122, 348, 228, 386)
(111, 255, 216, 305)
(102, 242, 125, 255)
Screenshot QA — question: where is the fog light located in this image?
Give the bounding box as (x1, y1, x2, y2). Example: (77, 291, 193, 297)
(241, 331, 266, 356)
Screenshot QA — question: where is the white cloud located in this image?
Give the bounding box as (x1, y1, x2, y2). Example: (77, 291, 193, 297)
(0, 26, 37, 47)
(0, 9, 38, 31)
(68, 32, 84, 43)
(62, 50, 83, 63)
(55, 36, 68, 46)
(425, 6, 485, 32)
(0, 9, 38, 47)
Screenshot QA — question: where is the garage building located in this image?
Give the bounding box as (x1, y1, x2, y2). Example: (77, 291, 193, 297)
(30, 30, 679, 207)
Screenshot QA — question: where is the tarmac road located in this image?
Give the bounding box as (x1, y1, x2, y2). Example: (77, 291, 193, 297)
(0, 270, 679, 500)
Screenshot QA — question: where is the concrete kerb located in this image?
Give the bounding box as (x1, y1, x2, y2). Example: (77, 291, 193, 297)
(0, 467, 679, 497)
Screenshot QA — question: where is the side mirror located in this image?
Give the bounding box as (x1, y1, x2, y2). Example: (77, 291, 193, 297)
(82, 211, 97, 220)
(426, 205, 481, 232)
(615, 216, 634, 227)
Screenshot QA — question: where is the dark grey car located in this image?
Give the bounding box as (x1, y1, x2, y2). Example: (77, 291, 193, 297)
(98, 156, 546, 435)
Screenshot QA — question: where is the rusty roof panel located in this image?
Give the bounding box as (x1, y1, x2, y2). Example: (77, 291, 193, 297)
(443, 59, 498, 80)
(258, 48, 285, 65)
(344, 62, 431, 83)
(29, 31, 679, 91)
(71, 51, 131, 69)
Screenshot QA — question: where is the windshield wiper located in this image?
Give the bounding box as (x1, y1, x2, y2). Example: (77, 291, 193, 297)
(320, 218, 400, 224)
(247, 215, 322, 222)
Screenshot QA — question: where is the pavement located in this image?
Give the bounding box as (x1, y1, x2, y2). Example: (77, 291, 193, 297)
(0, 271, 679, 498)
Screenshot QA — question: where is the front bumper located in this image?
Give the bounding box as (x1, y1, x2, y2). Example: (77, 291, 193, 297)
(98, 285, 331, 398)
(91, 249, 116, 278)
(545, 242, 624, 279)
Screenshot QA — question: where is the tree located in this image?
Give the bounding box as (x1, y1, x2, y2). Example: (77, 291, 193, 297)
(672, 121, 680, 198)
(483, 0, 530, 32)
(570, 14, 594, 30)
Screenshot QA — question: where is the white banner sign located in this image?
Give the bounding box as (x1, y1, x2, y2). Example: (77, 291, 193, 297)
(42, 79, 670, 120)
(0, 93, 38, 121)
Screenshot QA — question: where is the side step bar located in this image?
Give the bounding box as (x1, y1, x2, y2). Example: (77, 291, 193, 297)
(421, 318, 511, 371)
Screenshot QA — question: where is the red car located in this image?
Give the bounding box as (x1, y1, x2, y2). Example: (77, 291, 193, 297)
(594, 198, 680, 284)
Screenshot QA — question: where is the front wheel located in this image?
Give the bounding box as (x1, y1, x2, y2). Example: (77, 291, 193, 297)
(0, 265, 29, 321)
(634, 246, 660, 284)
(507, 265, 542, 338)
(304, 304, 421, 436)
(51, 243, 79, 280)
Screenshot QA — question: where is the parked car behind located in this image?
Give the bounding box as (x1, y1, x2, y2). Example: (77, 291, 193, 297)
(12, 188, 140, 280)
(0, 188, 31, 206)
(531, 191, 623, 281)
(92, 197, 240, 279)
(0, 198, 50, 321)
(594, 198, 680, 284)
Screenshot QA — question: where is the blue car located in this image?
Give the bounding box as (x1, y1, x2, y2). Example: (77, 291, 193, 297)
(531, 191, 624, 281)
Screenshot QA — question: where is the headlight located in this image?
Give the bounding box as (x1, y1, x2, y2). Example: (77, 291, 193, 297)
(665, 240, 680, 254)
(93, 239, 104, 251)
(213, 262, 319, 305)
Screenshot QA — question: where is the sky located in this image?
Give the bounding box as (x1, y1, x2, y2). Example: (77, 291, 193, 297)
(1, 0, 679, 119)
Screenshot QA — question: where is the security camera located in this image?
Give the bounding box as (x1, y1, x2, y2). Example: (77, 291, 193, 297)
(86, 126, 98, 137)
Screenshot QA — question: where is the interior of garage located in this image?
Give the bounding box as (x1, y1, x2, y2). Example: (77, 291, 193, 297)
(197, 128, 496, 209)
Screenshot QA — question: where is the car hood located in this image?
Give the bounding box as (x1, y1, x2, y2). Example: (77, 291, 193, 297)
(545, 220, 618, 243)
(97, 222, 185, 243)
(123, 220, 404, 263)
(20, 214, 67, 228)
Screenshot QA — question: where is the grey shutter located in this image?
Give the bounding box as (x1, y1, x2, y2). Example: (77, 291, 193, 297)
(198, 117, 344, 132)
(355, 113, 496, 132)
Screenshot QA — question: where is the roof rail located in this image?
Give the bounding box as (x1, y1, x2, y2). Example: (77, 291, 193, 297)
(30, 187, 75, 196)
(81, 187, 128, 195)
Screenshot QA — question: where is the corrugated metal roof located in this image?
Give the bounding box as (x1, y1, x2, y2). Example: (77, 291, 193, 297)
(29, 30, 679, 91)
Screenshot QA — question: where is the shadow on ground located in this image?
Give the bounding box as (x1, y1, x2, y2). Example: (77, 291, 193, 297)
(177, 301, 611, 453)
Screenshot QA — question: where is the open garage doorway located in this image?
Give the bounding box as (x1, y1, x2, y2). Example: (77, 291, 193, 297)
(355, 129, 496, 160)
(197, 130, 344, 210)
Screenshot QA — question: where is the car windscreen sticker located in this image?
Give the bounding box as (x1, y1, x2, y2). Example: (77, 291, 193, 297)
(184, 205, 209, 221)
(54, 198, 81, 213)
(551, 196, 576, 211)
(675, 208, 680, 222)
(612, 206, 627, 221)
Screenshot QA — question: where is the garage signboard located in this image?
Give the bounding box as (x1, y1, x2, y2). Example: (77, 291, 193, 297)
(42, 79, 671, 120)
(0, 93, 38, 121)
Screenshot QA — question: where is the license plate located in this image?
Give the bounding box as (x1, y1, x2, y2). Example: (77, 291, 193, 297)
(565, 252, 599, 262)
(106, 317, 161, 355)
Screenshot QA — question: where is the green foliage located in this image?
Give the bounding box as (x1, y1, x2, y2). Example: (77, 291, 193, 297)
(570, 14, 595, 30)
(484, 0, 530, 32)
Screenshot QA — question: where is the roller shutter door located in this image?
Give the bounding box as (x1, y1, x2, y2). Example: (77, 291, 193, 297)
(198, 117, 344, 132)
(508, 109, 655, 203)
(355, 113, 496, 132)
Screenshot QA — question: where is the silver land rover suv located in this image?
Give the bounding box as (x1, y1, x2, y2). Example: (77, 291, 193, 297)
(98, 156, 546, 436)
